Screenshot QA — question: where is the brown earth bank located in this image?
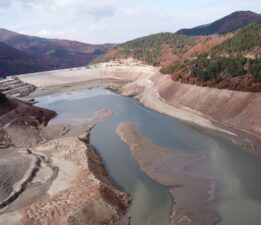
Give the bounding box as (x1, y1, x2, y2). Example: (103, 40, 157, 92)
(151, 73, 261, 147)
(116, 122, 220, 225)
(18, 61, 261, 151)
(0, 94, 131, 225)
(0, 93, 56, 148)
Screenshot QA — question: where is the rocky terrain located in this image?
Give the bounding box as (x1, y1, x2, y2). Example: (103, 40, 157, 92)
(0, 94, 131, 225)
(0, 77, 36, 97)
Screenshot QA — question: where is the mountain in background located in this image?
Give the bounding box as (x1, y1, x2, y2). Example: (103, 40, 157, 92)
(94, 11, 261, 67)
(94, 19, 261, 92)
(1, 10, 260, 91)
(164, 21, 261, 92)
(176, 11, 261, 36)
(0, 41, 47, 78)
(0, 28, 116, 76)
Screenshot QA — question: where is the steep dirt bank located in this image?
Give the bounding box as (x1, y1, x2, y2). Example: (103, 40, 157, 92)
(150, 74, 261, 148)
(0, 93, 56, 147)
(19, 60, 261, 150)
(0, 94, 131, 225)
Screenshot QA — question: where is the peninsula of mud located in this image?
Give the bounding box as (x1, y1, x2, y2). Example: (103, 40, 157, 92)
(0, 94, 131, 225)
(116, 122, 220, 225)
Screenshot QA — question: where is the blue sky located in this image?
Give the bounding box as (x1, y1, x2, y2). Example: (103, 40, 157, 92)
(0, 0, 260, 44)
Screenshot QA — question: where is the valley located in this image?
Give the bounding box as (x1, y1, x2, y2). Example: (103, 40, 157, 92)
(0, 58, 260, 225)
(0, 8, 260, 225)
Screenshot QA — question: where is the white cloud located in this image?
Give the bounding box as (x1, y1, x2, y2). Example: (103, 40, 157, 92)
(0, 0, 260, 43)
(83, 5, 116, 19)
(17, 0, 118, 19)
(20, 29, 74, 38)
(0, 0, 12, 7)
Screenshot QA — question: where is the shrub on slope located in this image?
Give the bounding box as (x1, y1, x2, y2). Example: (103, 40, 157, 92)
(93, 33, 199, 66)
(212, 21, 261, 54)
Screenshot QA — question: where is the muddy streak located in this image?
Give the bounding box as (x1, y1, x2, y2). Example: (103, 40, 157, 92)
(116, 122, 220, 225)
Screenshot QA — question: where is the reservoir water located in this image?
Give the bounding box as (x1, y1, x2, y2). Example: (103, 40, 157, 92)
(36, 88, 261, 225)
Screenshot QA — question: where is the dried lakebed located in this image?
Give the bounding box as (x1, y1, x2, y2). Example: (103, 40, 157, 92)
(36, 88, 261, 225)
(0, 97, 130, 225)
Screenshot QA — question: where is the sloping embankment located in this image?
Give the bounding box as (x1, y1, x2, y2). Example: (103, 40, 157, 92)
(150, 73, 261, 147)
(18, 61, 261, 150)
(0, 94, 131, 225)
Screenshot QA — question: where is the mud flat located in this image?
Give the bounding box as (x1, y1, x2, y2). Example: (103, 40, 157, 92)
(0, 95, 131, 225)
(116, 122, 220, 225)
(19, 60, 261, 151)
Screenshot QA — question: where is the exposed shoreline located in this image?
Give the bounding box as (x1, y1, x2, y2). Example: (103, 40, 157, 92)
(0, 98, 131, 225)
(19, 61, 261, 151)
(7, 60, 259, 224)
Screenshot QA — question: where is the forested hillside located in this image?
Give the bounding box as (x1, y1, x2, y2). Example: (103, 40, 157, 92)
(95, 20, 261, 92)
(0, 28, 115, 76)
(161, 21, 261, 92)
(212, 21, 261, 54)
(93, 33, 199, 66)
(0, 41, 45, 78)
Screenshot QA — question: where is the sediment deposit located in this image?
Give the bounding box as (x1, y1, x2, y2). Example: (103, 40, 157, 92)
(0, 95, 131, 225)
(19, 60, 261, 150)
(116, 122, 220, 225)
(1, 60, 260, 225)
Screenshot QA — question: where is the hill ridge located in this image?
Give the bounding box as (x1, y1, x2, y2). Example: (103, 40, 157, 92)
(0, 28, 115, 76)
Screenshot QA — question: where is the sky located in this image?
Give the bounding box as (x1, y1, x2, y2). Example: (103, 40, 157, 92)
(0, 0, 260, 44)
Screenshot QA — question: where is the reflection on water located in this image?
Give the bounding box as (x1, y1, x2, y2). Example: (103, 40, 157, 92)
(36, 88, 261, 225)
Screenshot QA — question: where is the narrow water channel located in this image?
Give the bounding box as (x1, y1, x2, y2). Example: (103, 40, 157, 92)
(36, 88, 261, 225)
